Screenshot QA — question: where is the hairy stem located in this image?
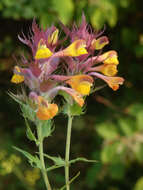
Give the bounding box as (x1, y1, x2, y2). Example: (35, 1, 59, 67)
(37, 125, 52, 190)
(65, 114, 73, 190)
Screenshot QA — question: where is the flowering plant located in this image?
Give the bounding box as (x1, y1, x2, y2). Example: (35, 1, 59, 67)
(10, 14, 124, 190)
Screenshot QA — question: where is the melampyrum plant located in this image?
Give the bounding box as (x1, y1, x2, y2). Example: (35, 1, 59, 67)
(10, 14, 124, 190)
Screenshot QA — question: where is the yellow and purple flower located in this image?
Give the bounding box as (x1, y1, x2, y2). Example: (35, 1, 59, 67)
(11, 15, 124, 120)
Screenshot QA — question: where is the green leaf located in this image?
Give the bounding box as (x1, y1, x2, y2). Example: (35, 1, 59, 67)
(24, 118, 37, 143)
(118, 118, 136, 137)
(69, 157, 97, 165)
(41, 120, 55, 139)
(120, 0, 130, 8)
(52, 0, 74, 25)
(136, 111, 143, 130)
(62, 101, 85, 116)
(109, 162, 125, 180)
(85, 163, 102, 188)
(38, 120, 54, 140)
(96, 122, 119, 140)
(105, 3, 117, 27)
(134, 177, 143, 190)
(101, 142, 123, 163)
(44, 153, 65, 166)
(13, 146, 41, 169)
(69, 103, 85, 116)
(90, 8, 105, 29)
(134, 143, 143, 162)
(21, 104, 36, 121)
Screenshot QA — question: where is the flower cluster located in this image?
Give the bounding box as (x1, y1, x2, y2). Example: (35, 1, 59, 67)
(11, 15, 124, 120)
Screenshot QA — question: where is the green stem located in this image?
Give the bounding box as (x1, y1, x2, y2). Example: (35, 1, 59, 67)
(37, 125, 52, 190)
(65, 114, 73, 190)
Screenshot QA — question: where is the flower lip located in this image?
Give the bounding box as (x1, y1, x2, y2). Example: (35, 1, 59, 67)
(66, 75, 93, 95)
(11, 66, 24, 84)
(35, 39, 53, 59)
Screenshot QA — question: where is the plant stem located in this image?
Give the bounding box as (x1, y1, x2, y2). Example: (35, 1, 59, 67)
(65, 114, 73, 190)
(37, 125, 52, 190)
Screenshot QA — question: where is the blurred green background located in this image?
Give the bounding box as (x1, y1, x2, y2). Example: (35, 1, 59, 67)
(0, 0, 143, 189)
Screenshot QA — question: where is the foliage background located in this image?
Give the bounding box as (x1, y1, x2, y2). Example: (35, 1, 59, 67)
(0, 0, 143, 189)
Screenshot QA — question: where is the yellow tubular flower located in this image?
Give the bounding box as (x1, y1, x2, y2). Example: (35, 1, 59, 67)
(66, 75, 93, 95)
(35, 39, 53, 59)
(36, 96, 58, 120)
(11, 66, 24, 84)
(100, 64, 118, 76)
(102, 51, 119, 65)
(62, 39, 88, 57)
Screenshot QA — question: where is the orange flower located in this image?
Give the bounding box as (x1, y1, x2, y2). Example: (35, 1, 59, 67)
(66, 75, 93, 95)
(104, 76, 124, 91)
(11, 66, 24, 84)
(36, 96, 58, 120)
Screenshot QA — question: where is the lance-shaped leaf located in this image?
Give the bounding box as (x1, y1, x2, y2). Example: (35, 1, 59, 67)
(24, 118, 37, 143)
(69, 157, 98, 165)
(43, 153, 65, 166)
(13, 146, 41, 169)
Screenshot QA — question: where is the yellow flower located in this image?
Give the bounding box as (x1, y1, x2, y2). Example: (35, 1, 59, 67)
(102, 51, 119, 65)
(66, 75, 93, 95)
(11, 66, 24, 84)
(35, 39, 53, 59)
(62, 39, 88, 57)
(94, 64, 118, 77)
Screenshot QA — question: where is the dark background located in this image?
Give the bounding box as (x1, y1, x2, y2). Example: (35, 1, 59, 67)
(0, 0, 143, 189)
